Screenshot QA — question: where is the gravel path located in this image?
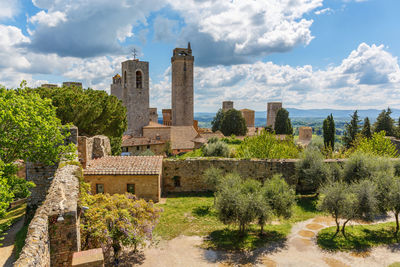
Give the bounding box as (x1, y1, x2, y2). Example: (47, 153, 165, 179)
(136, 216, 400, 267)
(0, 217, 24, 267)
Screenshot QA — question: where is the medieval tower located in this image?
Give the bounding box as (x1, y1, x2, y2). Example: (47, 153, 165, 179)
(171, 43, 194, 126)
(111, 59, 150, 136)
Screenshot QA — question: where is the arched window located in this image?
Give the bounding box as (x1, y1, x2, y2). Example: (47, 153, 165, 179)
(136, 70, 142, 88)
(124, 71, 127, 85)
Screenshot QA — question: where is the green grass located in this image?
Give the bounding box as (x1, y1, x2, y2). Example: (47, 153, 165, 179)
(14, 223, 29, 259)
(388, 263, 400, 267)
(154, 193, 322, 251)
(317, 222, 400, 251)
(0, 204, 26, 245)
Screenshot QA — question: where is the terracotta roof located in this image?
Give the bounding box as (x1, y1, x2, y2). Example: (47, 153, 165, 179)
(84, 156, 163, 175)
(122, 136, 165, 147)
(200, 131, 225, 140)
(170, 126, 198, 150)
(191, 134, 207, 144)
(143, 121, 170, 128)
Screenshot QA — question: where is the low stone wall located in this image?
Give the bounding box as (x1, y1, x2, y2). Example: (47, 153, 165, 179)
(162, 158, 346, 194)
(15, 163, 81, 267)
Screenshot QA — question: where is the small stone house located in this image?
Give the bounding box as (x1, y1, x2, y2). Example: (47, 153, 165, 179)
(122, 135, 165, 155)
(83, 156, 163, 202)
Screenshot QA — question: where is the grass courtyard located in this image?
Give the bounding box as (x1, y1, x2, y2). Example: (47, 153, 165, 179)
(154, 192, 323, 251)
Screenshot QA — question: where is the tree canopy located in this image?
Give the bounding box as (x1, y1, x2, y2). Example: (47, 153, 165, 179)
(342, 110, 361, 148)
(274, 108, 293, 135)
(30, 85, 127, 155)
(361, 117, 372, 138)
(217, 109, 247, 136)
(323, 114, 335, 150)
(374, 108, 395, 136)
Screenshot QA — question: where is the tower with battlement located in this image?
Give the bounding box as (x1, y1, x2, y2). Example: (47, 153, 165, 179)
(111, 59, 149, 136)
(171, 43, 194, 126)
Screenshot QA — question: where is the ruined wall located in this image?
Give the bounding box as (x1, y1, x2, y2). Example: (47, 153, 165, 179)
(162, 158, 346, 194)
(78, 135, 111, 168)
(15, 163, 81, 267)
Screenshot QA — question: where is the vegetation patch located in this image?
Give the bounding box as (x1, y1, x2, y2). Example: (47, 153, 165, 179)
(0, 203, 26, 245)
(317, 222, 399, 251)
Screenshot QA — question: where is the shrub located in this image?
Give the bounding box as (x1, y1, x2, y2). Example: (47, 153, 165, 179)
(236, 130, 299, 159)
(139, 149, 155, 156)
(346, 131, 398, 158)
(262, 175, 295, 219)
(202, 141, 229, 157)
(208, 137, 219, 144)
(296, 148, 330, 192)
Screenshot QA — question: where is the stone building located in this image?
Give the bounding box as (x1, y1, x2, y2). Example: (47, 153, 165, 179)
(240, 108, 255, 127)
(171, 43, 194, 126)
(162, 109, 172, 126)
(63, 82, 82, 87)
(297, 126, 313, 147)
(222, 101, 234, 111)
(41, 84, 58, 88)
(84, 156, 163, 202)
(122, 136, 165, 155)
(267, 102, 282, 129)
(111, 59, 150, 136)
(149, 107, 158, 123)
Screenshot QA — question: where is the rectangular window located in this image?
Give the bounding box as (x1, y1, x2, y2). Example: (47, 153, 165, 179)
(127, 184, 135, 194)
(96, 184, 104, 194)
(147, 145, 150, 149)
(136, 146, 140, 150)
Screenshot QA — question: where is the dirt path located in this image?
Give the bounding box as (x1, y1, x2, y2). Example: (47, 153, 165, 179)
(136, 216, 400, 267)
(0, 217, 24, 267)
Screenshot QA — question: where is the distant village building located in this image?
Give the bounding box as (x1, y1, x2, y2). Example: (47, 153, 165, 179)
(84, 156, 163, 202)
(149, 108, 158, 123)
(240, 108, 255, 128)
(222, 101, 234, 111)
(298, 126, 313, 146)
(267, 102, 282, 129)
(41, 84, 58, 88)
(121, 136, 165, 155)
(63, 82, 82, 87)
(162, 109, 172, 126)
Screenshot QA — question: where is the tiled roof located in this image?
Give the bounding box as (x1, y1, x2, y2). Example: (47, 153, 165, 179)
(171, 126, 198, 150)
(84, 156, 163, 175)
(122, 136, 165, 147)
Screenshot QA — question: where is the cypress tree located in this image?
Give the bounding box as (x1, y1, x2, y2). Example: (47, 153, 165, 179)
(274, 108, 293, 135)
(342, 110, 361, 148)
(361, 117, 372, 138)
(323, 114, 335, 150)
(374, 108, 395, 136)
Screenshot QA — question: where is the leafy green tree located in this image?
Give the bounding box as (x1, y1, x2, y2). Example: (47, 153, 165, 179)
(211, 109, 225, 133)
(342, 110, 361, 148)
(374, 108, 395, 136)
(387, 176, 400, 235)
(274, 108, 293, 135)
(202, 167, 224, 204)
(323, 114, 335, 150)
(81, 193, 161, 261)
(296, 148, 331, 193)
(0, 162, 13, 217)
(219, 109, 247, 136)
(361, 117, 372, 138)
(30, 86, 127, 155)
(318, 181, 354, 238)
(346, 131, 398, 158)
(236, 130, 299, 159)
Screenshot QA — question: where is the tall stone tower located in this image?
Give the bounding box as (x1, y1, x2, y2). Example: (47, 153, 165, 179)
(222, 101, 234, 111)
(171, 42, 194, 126)
(111, 59, 150, 136)
(267, 102, 282, 129)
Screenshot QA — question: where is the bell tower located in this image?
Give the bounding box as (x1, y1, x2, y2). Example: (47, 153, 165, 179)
(171, 42, 194, 126)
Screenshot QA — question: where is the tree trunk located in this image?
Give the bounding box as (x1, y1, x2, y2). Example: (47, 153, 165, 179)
(260, 223, 264, 236)
(332, 216, 340, 239)
(341, 219, 350, 238)
(395, 211, 399, 236)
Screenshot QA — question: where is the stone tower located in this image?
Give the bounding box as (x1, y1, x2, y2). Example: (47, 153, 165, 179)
(111, 59, 150, 136)
(222, 101, 234, 111)
(171, 42, 194, 126)
(267, 102, 282, 128)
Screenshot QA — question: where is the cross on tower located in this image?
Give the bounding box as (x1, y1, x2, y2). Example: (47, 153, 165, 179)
(131, 48, 137, 60)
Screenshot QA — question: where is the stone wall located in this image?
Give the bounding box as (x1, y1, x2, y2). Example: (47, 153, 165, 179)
(78, 135, 111, 168)
(162, 158, 346, 194)
(15, 163, 81, 267)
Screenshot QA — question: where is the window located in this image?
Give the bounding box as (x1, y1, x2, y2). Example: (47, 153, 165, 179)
(136, 146, 140, 151)
(96, 184, 104, 194)
(173, 176, 181, 187)
(124, 71, 127, 85)
(147, 145, 150, 149)
(122, 147, 128, 152)
(136, 71, 142, 88)
(127, 184, 135, 194)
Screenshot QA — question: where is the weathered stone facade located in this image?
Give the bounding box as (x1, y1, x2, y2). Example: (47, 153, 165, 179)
(267, 102, 282, 128)
(62, 82, 82, 88)
(171, 43, 194, 126)
(222, 101, 234, 111)
(149, 107, 158, 123)
(162, 109, 172, 126)
(240, 109, 255, 127)
(111, 59, 150, 136)
(78, 135, 111, 168)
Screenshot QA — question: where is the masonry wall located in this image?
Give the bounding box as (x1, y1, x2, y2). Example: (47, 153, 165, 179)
(15, 163, 81, 267)
(162, 158, 346, 194)
(84, 174, 160, 202)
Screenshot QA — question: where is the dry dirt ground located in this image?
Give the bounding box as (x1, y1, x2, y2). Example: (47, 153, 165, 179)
(0, 217, 24, 267)
(135, 216, 400, 267)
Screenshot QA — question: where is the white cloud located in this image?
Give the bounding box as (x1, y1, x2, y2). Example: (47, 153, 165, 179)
(29, 11, 67, 27)
(153, 16, 178, 42)
(0, 0, 19, 20)
(315, 8, 333, 15)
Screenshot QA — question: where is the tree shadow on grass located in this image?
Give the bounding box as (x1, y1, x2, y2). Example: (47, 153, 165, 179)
(192, 205, 214, 217)
(296, 194, 319, 213)
(165, 192, 214, 198)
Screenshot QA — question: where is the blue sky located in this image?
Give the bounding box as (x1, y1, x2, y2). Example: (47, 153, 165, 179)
(0, 0, 399, 112)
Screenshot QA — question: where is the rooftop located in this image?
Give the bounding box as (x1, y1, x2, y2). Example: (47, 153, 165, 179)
(143, 121, 170, 129)
(171, 126, 199, 150)
(84, 156, 163, 175)
(122, 136, 165, 147)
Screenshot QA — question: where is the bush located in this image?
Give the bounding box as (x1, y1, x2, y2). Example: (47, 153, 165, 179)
(296, 148, 331, 192)
(202, 141, 229, 157)
(236, 130, 299, 159)
(139, 149, 155, 156)
(346, 131, 398, 158)
(262, 175, 295, 219)
(220, 136, 242, 145)
(208, 137, 219, 144)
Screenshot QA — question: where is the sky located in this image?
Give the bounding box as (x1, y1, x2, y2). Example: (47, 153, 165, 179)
(0, 0, 399, 112)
